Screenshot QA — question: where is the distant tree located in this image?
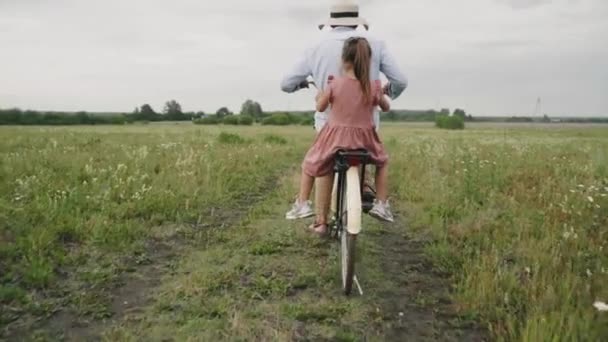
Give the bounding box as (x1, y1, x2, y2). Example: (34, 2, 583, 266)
(163, 100, 182, 116)
(195, 111, 206, 118)
(129, 104, 159, 122)
(240, 100, 263, 120)
(440, 108, 450, 116)
(216, 107, 232, 118)
(542, 114, 551, 123)
(75, 111, 91, 124)
(140, 104, 156, 116)
(453, 109, 466, 120)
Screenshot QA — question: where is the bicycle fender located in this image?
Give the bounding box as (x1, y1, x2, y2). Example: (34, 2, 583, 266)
(346, 167, 362, 234)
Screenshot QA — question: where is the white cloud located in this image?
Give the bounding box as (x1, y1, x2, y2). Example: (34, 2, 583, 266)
(0, 0, 606, 116)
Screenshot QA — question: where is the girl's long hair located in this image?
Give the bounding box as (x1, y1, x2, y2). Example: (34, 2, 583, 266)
(342, 37, 372, 102)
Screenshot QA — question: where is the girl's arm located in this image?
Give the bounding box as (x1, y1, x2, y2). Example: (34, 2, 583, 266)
(316, 89, 331, 112)
(378, 94, 390, 112)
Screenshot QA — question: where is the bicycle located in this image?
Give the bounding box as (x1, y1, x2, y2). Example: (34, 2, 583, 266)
(328, 149, 372, 296)
(305, 78, 376, 295)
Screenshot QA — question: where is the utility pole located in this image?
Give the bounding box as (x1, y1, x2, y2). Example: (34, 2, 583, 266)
(534, 97, 542, 116)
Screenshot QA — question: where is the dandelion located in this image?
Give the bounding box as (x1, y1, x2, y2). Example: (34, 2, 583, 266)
(594, 301, 608, 312)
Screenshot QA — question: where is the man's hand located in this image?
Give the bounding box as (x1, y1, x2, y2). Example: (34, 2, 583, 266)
(298, 80, 310, 90)
(382, 82, 391, 96)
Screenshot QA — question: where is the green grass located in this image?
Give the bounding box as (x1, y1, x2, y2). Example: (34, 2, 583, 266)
(1, 123, 607, 340)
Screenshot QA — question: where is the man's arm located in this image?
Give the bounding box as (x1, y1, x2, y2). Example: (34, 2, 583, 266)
(280, 50, 312, 93)
(379, 41, 408, 100)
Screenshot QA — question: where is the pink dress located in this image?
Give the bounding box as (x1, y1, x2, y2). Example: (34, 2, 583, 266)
(302, 77, 389, 177)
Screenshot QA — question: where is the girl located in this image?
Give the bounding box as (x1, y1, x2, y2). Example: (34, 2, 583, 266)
(286, 37, 394, 235)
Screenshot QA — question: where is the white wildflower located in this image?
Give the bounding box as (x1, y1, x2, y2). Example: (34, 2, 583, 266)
(578, 184, 585, 188)
(563, 228, 578, 240)
(586, 269, 592, 277)
(594, 302, 608, 312)
(587, 196, 594, 203)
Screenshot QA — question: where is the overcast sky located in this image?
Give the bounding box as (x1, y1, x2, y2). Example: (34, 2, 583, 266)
(1, 0, 607, 116)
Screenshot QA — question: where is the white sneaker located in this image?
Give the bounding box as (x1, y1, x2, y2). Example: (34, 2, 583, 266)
(285, 200, 314, 220)
(369, 200, 394, 223)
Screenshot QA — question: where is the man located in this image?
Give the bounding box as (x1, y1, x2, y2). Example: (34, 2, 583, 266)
(281, 0, 408, 220)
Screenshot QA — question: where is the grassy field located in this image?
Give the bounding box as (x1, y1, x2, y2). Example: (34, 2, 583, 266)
(1, 123, 607, 341)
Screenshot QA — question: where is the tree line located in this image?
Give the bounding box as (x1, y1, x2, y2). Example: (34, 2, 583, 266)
(1, 100, 606, 126)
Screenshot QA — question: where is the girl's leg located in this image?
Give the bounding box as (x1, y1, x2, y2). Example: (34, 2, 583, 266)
(315, 174, 334, 224)
(310, 173, 334, 235)
(286, 170, 315, 220)
(375, 164, 389, 202)
(370, 164, 394, 222)
(298, 170, 314, 203)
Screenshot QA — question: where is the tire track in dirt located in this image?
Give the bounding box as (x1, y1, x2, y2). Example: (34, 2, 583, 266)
(2, 171, 289, 341)
(367, 210, 488, 342)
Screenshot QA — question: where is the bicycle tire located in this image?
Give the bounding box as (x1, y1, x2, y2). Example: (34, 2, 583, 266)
(341, 167, 361, 295)
(341, 230, 357, 295)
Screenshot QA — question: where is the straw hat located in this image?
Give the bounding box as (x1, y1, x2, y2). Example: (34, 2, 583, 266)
(318, 0, 369, 30)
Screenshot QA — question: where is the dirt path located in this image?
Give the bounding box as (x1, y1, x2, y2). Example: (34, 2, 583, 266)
(4, 171, 488, 341)
(2, 174, 284, 341)
(366, 212, 488, 341)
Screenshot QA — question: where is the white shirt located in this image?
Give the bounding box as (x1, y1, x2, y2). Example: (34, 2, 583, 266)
(281, 27, 408, 131)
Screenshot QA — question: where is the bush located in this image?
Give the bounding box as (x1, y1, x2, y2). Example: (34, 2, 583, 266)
(193, 116, 220, 125)
(299, 116, 315, 126)
(217, 132, 247, 145)
(222, 116, 239, 125)
(238, 115, 254, 126)
(435, 115, 465, 130)
(261, 113, 293, 126)
(263, 134, 288, 145)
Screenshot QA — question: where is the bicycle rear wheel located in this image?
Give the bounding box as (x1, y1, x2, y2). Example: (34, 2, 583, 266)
(340, 167, 361, 295)
(341, 230, 357, 295)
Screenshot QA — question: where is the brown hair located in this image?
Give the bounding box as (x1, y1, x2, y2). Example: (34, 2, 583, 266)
(342, 37, 372, 102)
